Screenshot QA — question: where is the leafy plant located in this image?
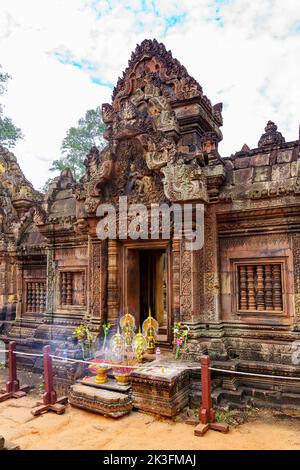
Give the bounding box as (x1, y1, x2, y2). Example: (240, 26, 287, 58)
(101, 322, 111, 352)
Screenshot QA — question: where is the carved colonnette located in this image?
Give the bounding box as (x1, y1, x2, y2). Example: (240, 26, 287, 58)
(171, 239, 181, 323)
(0, 253, 17, 321)
(292, 233, 300, 331)
(107, 239, 120, 327)
(88, 237, 107, 323)
(202, 205, 221, 323)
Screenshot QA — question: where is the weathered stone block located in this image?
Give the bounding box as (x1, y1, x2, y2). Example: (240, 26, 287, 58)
(253, 166, 271, 182)
(277, 150, 293, 163)
(233, 167, 253, 185)
(224, 160, 234, 171)
(291, 161, 298, 177)
(234, 156, 250, 169)
(131, 366, 189, 417)
(250, 153, 270, 166)
(272, 163, 291, 181)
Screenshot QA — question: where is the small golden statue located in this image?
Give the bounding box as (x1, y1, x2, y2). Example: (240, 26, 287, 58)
(142, 307, 158, 355)
(120, 309, 136, 351)
(132, 327, 147, 362)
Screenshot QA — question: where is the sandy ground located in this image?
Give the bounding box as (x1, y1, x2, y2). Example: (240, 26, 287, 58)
(1, 393, 300, 450)
(1, 369, 300, 450)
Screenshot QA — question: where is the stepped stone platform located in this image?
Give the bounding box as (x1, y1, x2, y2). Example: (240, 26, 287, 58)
(69, 383, 133, 418)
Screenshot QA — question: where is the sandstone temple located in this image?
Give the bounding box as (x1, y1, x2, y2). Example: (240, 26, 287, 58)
(1, 39, 300, 410)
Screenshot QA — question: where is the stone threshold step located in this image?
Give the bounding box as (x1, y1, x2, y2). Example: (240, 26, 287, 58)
(69, 383, 133, 418)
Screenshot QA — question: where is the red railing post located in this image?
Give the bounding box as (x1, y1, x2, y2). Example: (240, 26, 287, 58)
(42, 345, 57, 405)
(6, 342, 19, 393)
(0, 341, 29, 402)
(31, 345, 67, 416)
(194, 355, 229, 436)
(199, 355, 216, 424)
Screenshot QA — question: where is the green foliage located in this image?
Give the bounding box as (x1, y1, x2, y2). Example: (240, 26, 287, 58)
(0, 70, 10, 96)
(0, 66, 23, 148)
(101, 322, 111, 352)
(0, 116, 23, 148)
(50, 106, 106, 181)
(40, 177, 53, 193)
(215, 407, 257, 426)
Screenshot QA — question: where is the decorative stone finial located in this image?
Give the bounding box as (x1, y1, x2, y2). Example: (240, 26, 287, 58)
(258, 121, 285, 147)
(241, 144, 250, 153)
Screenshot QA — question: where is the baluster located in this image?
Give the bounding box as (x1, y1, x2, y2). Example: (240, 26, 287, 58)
(264, 265, 273, 310)
(61, 273, 67, 304)
(239, 266, 248, 310)
(38, 282, 42, 311)
(272, 265, 283, 311)
(27, 282, 32, 312)
(37, 282, 42, 312)
(66, 272, 73, 305)
(36, 282, 39, 312)
(81, 274, 85, 306)
(32, 282, 37, 313)
(256, 265, 265, 311)
(246, 265, 256, 310)
(40, 282, 46, 311)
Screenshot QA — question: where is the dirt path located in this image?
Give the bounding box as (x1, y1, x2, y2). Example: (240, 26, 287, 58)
(1, 394, 300, 450)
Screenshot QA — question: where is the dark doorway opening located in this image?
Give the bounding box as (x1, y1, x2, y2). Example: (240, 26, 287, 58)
(126, 247, 169, 342)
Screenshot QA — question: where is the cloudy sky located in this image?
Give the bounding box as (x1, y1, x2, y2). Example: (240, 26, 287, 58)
(0, 0, 299, 189)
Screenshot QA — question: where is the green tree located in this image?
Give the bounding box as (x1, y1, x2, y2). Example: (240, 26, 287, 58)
(50, 106, 106, 181)
(0, 66, 23, 148)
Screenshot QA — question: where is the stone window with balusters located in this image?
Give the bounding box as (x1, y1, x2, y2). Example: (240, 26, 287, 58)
(59, 270, 86, 307)
(25, 281, 46, 313)
(236, 262, 284, 313)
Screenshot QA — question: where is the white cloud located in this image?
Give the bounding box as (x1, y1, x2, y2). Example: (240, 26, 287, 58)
(0, 0, 299, 188)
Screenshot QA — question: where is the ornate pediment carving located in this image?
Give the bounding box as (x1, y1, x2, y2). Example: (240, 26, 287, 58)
(81, 39, 226, 209)
(112, 39, 207, 112)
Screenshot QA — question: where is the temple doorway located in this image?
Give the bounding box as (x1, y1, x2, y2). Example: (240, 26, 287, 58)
(124, 244, 171, 343)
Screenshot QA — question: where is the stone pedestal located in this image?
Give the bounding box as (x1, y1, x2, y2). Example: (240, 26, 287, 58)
(131, 365, 190, 417)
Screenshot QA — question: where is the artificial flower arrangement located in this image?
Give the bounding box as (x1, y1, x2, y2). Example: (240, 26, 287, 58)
(172, 321, 190, 359)
(73, 323, 95, 359)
